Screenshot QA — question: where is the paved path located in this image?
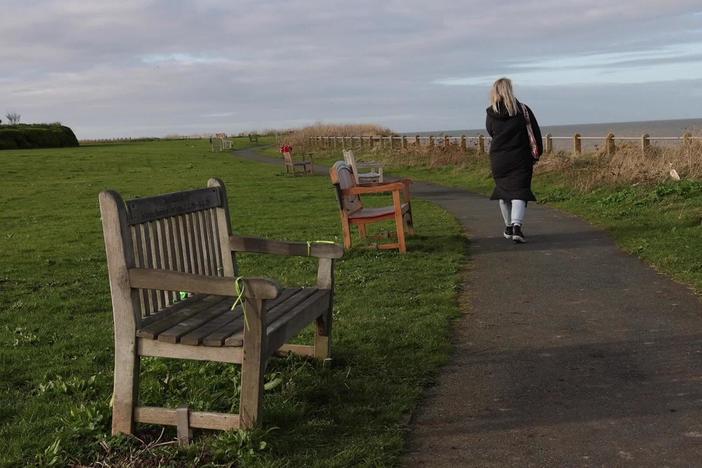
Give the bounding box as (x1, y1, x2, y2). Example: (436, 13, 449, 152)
(234, 149, 702, 466)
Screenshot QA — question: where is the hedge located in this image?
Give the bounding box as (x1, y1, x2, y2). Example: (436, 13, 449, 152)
(0, 124, 79, 150)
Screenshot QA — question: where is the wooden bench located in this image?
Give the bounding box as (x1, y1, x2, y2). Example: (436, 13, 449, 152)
(99, 178, 343, 443)
(343, 149, 384, 184)
(329, 161, 414, 253)
(212, 133, 232, 151)
(282, 151, 313, 175)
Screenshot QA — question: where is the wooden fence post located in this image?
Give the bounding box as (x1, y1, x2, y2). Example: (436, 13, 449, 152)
(606, 132, 615, 156)
(429, 136, 434, 149)
(460, 135, 467, 152)
(573, 133, 582, 156)
(545, 133, 552, 154)
(683, 132, 692, 145)
(641, 133, 650, 153)
(402, 136, 407, 149)
(478, 135, 485, 155)
(444, 136, 450, 148)
(415, 135, 420, 147)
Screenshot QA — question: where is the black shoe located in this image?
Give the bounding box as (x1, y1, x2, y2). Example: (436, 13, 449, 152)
(503, 225, 513, 240)
(512, 224, 526, 243)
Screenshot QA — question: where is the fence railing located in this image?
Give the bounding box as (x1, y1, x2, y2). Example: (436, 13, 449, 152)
(309, 133, 701, 156)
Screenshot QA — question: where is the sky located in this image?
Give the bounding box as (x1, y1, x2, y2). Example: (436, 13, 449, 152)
(1, 0, 702, 139)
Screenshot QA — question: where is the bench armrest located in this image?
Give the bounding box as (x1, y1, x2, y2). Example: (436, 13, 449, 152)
(230, 235, 344, 259)
(346, 179, 411, 195)
(128, 268, 281, 299)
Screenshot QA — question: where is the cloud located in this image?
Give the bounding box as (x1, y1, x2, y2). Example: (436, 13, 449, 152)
(435, 41, 702, 86)
(141, 53, 230, 65)
(1, 0, 702, 137)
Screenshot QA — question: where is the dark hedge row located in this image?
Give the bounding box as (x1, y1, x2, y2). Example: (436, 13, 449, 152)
(0, 124, 79, 150)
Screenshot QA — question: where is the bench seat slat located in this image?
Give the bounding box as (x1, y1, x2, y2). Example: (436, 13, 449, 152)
(157, 298, 232, 344)
(136, 288, 326, 348)
(267, 290, 332, 352)
(180, 308, 239, 346)
(224, 288, 320, 346)
(199, 288, 301, 346)
(139, 294, 200, 327)
(136, 295, 222, 339)
(348, 203, 410, 220)
(179, 289, 301, 346)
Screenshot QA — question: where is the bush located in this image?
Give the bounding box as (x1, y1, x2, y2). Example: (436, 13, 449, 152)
(0, 123, 79, 150)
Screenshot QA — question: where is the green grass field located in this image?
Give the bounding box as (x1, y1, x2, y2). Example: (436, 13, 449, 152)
(0, 138, 466, 466)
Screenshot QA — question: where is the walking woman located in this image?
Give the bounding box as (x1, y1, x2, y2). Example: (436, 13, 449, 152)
(486, 78, 543, 243)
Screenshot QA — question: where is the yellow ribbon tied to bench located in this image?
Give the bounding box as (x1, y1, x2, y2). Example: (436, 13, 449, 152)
(230, 276, 250, 330)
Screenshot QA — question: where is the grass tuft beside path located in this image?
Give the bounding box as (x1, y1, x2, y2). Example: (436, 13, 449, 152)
(0, 138, 466, 466)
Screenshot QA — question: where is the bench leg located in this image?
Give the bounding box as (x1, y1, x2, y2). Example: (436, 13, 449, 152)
(314, 316, 332, 361)
(176, 407, 193, 446)
(315, 259, 334, 361)
(358, 223, 367, 239)
(112, 343, 140, 435)
(393, 192, 407, 253)
(404, 211, 415, 236)
(341, 217, 352, 250)
(240, 298, 266, 429)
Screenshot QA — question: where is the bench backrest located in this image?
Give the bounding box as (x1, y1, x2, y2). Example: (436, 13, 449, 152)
(329, 161, 362, 215)
(100, 178, 236, 324)
(342, 150, 361, 185)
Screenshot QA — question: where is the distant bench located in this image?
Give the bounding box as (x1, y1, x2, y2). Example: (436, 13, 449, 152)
(211, 133, 232, 151)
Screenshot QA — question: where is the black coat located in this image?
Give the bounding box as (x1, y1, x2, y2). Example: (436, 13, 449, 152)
(485, 101, 542, 201)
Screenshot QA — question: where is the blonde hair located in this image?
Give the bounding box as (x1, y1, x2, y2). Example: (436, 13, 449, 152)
(490, 78, 518, 116)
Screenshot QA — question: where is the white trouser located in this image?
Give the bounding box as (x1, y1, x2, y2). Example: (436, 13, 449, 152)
(499, 199, 526, 226)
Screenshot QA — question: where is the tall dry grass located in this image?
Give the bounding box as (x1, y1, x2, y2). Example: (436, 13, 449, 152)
(537, 140, 702, 190)
(278, 123, 392, 153)
(361, 141, 482, 168)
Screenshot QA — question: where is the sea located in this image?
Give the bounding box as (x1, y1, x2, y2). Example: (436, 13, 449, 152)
(408, 118, 702, 151)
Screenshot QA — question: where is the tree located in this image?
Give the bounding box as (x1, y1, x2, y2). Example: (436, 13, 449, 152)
(6, 112, 21, 124)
